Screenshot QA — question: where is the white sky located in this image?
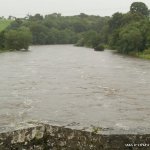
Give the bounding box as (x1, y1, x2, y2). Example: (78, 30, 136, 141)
(0, 0, 150, 17)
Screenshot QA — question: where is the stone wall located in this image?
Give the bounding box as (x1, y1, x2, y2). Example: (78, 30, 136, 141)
(0, 123, 150, 150)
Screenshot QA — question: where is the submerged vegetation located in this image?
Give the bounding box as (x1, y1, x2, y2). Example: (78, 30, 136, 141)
(0, 1, 150, 59)
(94, 44, 105, 51)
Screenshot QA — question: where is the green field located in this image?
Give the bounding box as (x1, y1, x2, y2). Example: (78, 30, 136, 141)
(0, 19, 12, 32)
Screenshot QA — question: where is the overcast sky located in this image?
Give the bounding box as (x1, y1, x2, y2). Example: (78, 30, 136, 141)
(0, 0, 150, 17)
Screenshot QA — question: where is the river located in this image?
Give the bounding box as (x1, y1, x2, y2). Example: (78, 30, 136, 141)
(0, 45, 150, 133)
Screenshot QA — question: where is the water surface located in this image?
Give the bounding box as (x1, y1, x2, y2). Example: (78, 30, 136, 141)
(0, 45, 150, 133)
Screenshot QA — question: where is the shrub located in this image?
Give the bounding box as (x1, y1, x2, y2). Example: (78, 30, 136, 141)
(94, 44, 105, 51)
(5, 27, 32, 50)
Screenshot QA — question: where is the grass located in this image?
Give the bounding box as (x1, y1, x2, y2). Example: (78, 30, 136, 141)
(136, 49, 150, 60)
(0, 19, 12, 32)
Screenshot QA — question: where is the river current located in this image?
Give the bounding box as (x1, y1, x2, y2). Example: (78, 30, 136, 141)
(0, 45, 150, 133)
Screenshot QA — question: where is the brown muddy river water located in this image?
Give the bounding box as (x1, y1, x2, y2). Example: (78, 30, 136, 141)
(0, 45, 150, 133)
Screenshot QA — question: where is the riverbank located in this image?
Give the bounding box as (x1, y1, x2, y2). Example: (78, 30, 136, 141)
(0, 49, 10, 53)
(126, 49, 150, 60)
(1, 122, 150, 150)
(1, 45, 150, 61)
(135, 49, 150, 60)
(113, 49, 150, 60)
(0, 48, 30, 53)
(81, 44, 150, 60)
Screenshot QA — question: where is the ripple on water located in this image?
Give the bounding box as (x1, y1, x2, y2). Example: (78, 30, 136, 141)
(0, 46, 150, 133)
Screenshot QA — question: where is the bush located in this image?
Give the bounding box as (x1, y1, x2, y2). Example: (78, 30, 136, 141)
(5, 27, 32, 50)
(117, 25, 143, 53)
(94, 44, 105, 51)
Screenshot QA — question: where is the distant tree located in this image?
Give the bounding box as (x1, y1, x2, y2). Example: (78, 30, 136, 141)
(43, 19, 57, 28)
(118, 25, 143, 53)
(108, 29, 120, 49)
(79, 13, 88, 18)
(29, 14, 43, 21)
(46, 28, 58, 44)
(29, 23, 49, 44)
(108, 12, 123, 32)
(130, 2, 149, 17)
(0, 31, 5, 49)
(146, 33, 150, 48)
(76, 30, 100, 48)
(121, 12, 144, 26)
(145, 24, 150, 48)
(5, 27, 32, 50)
(72, 21, 87, 32)
(8, 19, 23, 29)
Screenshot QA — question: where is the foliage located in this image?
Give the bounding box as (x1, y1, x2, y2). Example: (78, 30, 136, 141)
(118, 25, 143, 53)
(130, 2, 149, 17)
(0, 13, 109, 51)
(94, 44, 105, 51)
(29, 23, 49, 44)
(75, 18, 109, 49)
(0, 31, 5, 49)
(136, 49, 150, 59)
(5, 13, 108, 47)
(4, 27, 32, 50)
(108, 12, 124, 32)
(76, 30, 99, 47)
(0, 2, 150, 55)
(0, 19, 12, 32)
(107, 2, 150, 54)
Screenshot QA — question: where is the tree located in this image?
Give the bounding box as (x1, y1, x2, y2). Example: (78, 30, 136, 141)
(145, 25, 150, 48)
(72, 20, 87, 32)
(8, 18, 23, 30)
(29, 23, 49, 44)
(130, 2, 149, 17)
(5, 27, 32, 50)
(118, 25, 143, 53)
(108, 12, 123, 32)
(78, 30, 99, 47)
(29, 14, 43, 21)
(0, 31, 5, 49)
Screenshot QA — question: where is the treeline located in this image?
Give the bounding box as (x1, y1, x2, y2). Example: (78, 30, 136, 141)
(0, 2, 150, 55)
(79, 2, 150, 54)
(0, 13, 108, 50)
(107, 2, 150, 54)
